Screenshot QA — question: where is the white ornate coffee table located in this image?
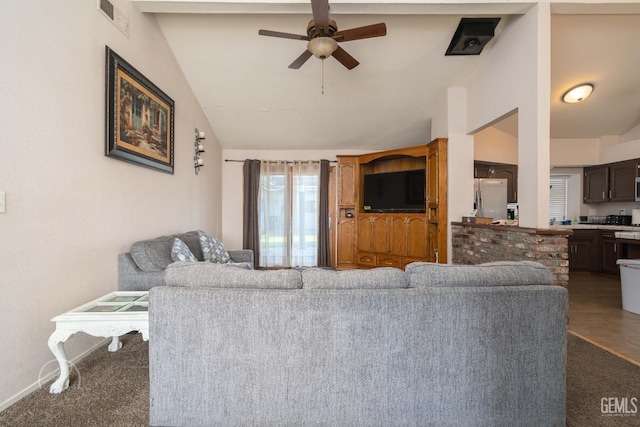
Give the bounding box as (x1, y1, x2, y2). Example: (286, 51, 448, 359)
(47, 291, 149, 394)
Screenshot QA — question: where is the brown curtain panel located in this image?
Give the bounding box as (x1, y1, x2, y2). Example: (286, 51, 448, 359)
(242, 159, 261, 264)
(317, 159, 331, 267)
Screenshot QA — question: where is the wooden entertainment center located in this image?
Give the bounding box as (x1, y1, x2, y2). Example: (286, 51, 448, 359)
(335, 139, 448, 269)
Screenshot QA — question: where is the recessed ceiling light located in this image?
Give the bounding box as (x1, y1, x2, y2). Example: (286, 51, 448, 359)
(562, 83, 594, 103)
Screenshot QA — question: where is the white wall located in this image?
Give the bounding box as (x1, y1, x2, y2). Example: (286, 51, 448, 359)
(474, 127, 518, 164)
(467, 5, 551, 228)
(432, 88, 474, 263)
(0, 0, 220, 408)
(221, 149, 371, 249)
(550, 138, 600, 166)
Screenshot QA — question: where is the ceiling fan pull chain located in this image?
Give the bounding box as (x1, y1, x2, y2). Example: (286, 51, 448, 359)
(321, 59, 325, 95)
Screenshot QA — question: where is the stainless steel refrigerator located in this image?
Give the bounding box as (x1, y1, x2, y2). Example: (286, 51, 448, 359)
(474, 178, 508, 220)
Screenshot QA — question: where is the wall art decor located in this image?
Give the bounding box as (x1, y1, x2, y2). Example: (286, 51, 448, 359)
(105, 46, 174, 173)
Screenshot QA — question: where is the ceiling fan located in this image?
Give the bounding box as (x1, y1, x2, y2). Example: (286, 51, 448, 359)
(258, 0, 386, 70)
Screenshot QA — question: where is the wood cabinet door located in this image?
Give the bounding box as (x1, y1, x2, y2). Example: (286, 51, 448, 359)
(357, 215, 374, 252)
(600, 231, 620, 275)
(569, 240, 594, 271)
(391, 217, 408, 256)
(372, 216, 391, 254)
(494, 165, 518, 203)
(405, 216, 427, 258)
(609, 160, 637, 202)
(583, 165, 609, 203)
(427, 150, 439, 205)
(336, 219, 356, 267)
(474, 162, 492, 178)
(338, 160, 357, 207)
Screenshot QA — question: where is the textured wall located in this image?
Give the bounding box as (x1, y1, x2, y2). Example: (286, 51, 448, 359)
(452, 223, 570, 287)
(0, 0, 220, 409)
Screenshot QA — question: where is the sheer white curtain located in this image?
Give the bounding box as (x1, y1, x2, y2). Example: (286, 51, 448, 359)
(258, 160, 320, 268)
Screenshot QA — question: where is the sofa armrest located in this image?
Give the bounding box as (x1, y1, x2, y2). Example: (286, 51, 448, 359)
(228, 249, 254, 267)
(118, 253, 167, 291)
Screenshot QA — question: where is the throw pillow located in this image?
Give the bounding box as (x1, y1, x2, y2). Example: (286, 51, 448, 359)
(197, 230, 231, 264)
(129, 231, 203, 272)
(171, 238, 198, 263)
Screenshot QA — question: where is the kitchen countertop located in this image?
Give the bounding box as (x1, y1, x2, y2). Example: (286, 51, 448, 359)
(550, 224, 640, 231)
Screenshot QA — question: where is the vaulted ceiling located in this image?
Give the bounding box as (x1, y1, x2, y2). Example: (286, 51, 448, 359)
(133, 0, 640, 150)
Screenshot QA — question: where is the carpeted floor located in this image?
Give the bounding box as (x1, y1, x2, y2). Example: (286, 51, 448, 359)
(0, 334, 149, 427)
(566, 332, 640, 426)
(1, 333, 640, 426)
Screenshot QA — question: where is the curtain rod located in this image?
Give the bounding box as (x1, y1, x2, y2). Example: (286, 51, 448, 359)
(224, 159, 336, 163)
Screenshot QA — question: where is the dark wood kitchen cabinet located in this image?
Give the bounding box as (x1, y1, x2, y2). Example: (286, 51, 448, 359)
(583, 165, 609, 203)
(583, 158, 640, 203)
(568, 229, 598, 272)
(600, 230, 621, 276)
(474, 161, 518, 203)
(609, 159, 638, 202)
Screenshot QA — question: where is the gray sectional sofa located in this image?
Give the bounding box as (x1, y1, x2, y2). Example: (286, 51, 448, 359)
(149, 260, 567, 426)
(118, 230, 253, 291)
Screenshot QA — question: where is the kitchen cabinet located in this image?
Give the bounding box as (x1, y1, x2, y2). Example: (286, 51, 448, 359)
(600, 230, 621, 275)
(335, 156, 358, 269)
(583, 158, 639, 203)
(583, 165, 609, 203)
(610, 159, 638, 202)
(474, 161, 518, 203)
(568, 229, 598, 272)
(357, 213, 428, 267)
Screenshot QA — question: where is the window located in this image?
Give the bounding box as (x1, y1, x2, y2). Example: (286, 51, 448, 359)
(258, 161, 320, 267)
(549, 175, 568, 221)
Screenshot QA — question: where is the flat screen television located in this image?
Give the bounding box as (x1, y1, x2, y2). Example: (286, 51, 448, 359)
(363, 169, 426, 213)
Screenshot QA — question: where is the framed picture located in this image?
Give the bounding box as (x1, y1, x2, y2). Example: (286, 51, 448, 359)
(105, 46, 174, 174)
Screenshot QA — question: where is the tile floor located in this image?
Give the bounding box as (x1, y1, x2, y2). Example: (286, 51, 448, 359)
(568, 271, 640, 366)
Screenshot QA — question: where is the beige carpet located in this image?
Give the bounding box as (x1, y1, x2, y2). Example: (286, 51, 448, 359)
(0, 334, 148, 427)
(2, 333, 640, 426)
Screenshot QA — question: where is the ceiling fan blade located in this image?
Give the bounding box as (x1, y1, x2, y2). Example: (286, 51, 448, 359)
(289, 50, 313, 69)
(332, 46, 359, 70)
(259, 29, 310, 41)
(333, 23, 387, 42)
(310, 0, 330, 30)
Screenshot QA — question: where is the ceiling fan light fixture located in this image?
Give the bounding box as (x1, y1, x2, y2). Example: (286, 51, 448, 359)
(307, 37, 338, 59)
(562, 83, 594, 103)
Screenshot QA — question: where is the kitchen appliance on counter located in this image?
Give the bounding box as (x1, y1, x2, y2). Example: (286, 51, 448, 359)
(474, 178, 508, 220)
(632, 209, 640, 226)
(605, 215, 633, 226)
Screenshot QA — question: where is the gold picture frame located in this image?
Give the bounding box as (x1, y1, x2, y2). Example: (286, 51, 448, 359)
(105, 46, 174, 173)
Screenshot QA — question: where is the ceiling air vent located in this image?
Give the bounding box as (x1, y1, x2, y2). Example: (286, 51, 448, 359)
(98, 0, 129, 36)
(445, 18, 500, 56)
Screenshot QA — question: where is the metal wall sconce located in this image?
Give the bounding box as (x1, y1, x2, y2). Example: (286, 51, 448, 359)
(194, 128, 205, 175)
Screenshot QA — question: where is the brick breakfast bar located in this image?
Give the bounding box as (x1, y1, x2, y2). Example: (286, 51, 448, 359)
(451, 222, 572, 288)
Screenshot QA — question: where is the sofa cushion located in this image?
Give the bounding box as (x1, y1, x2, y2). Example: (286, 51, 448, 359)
(302, 267, 408, 289)
(171, 238, 198, 263)
(198, 230, 231, 264)
(165, 262, 302, 289)
(130, 231, 203, 272)
(405, 261, 553, 288)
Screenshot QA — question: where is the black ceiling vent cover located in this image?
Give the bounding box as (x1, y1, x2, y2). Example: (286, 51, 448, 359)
(445, 18, 501, 56)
